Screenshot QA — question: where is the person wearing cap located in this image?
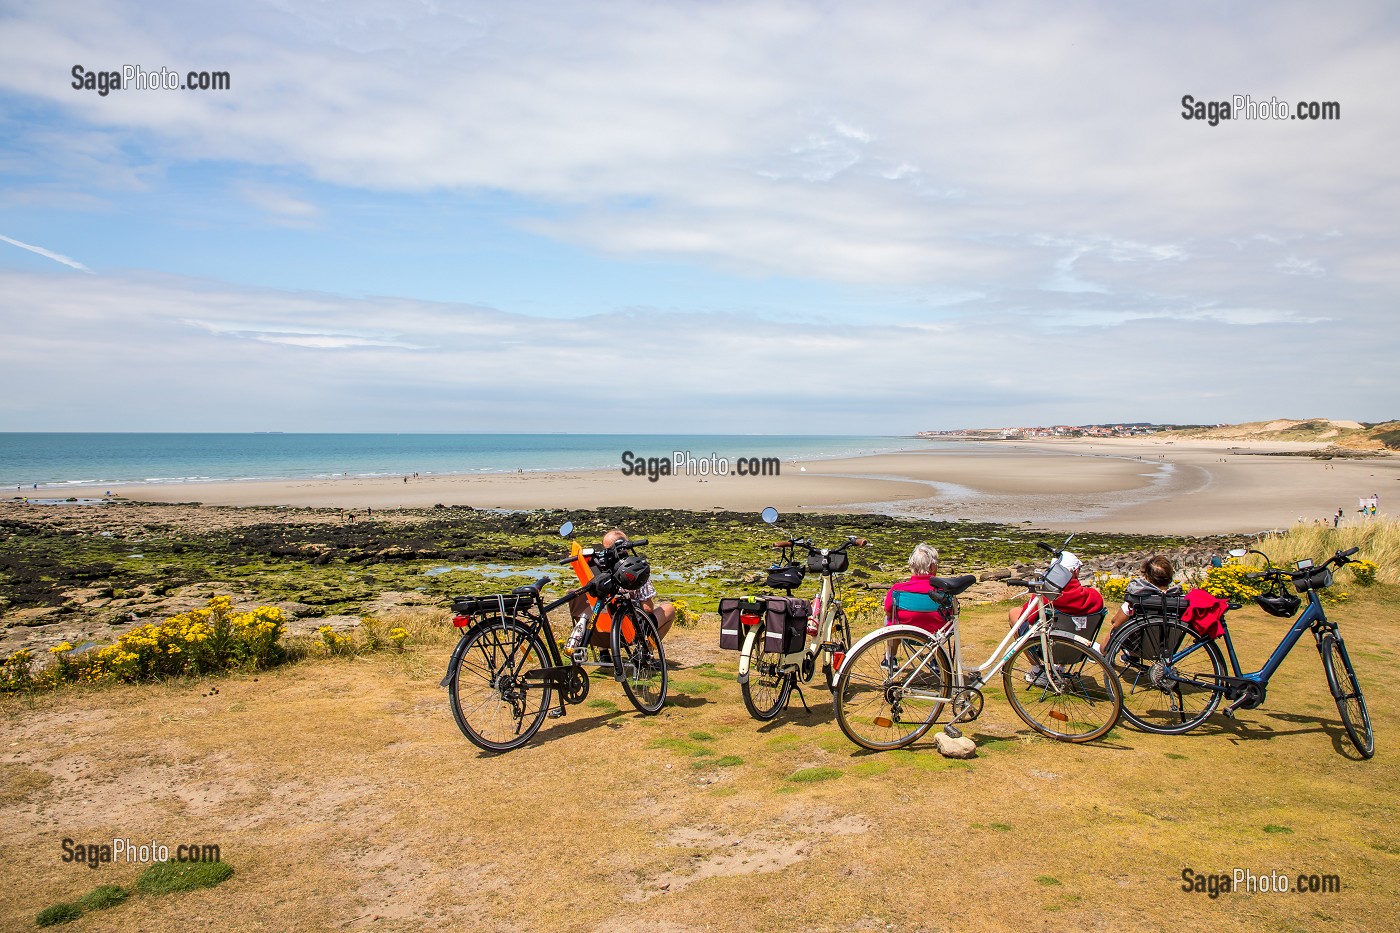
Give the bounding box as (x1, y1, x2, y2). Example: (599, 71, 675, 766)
(1005, 551, 1104, 628)
(1006, 551, 1104, 687)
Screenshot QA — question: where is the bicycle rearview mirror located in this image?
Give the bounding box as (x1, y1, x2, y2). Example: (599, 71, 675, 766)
(761, 506, 779, 524)
(1228, 548, 1248, 558)
(559, 521, 574, 538)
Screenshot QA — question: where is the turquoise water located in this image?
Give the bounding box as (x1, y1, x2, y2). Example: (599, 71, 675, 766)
(0, 433, 936, 489)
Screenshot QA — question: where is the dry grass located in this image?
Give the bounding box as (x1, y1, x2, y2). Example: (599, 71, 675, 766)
(1250, 518, 1400, 584)
(3, 591, 1399, 932)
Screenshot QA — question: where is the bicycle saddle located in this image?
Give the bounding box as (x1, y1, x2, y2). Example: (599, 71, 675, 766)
(931, 574, 977, 596)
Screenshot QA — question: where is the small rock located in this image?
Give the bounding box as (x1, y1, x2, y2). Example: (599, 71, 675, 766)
(933, 732, 978, 759)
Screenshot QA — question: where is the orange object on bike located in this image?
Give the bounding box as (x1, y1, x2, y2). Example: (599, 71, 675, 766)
(565, 541, 636, 644)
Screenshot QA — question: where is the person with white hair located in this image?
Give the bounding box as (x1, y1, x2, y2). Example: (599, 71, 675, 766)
(883, 543, 952, 634)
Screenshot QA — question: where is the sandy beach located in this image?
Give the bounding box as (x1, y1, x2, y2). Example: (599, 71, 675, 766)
(103, 437, 1397, 535)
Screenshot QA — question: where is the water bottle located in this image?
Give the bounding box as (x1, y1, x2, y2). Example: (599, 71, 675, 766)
(564, 615, 587, 652)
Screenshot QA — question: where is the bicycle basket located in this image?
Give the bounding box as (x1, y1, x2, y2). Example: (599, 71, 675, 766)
(1292, 567, 1332, 593)
(807, 550, 849, 574)
(765, 563, 806, 590)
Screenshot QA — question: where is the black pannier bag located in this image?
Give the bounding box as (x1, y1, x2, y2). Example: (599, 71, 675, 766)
(1122, 591, 1190, 658)
(763, 596, 811, 655)
(806, 550, 849, 575)
(718, 596, 765, 650)
(1049, 608, 1107, 664)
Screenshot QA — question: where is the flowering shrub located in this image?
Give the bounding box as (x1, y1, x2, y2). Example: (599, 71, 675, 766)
(318, 625, 355, 656)
(1, 597, 286, 692)
(841, 590, 884, 621)
(670, 599, 693, 627)
(1201, 563, 1266, 602)
(1095, 574, 1128, 606)
(0, 649, 35, 693)
(1348, 559, 1379, 586)
(388, 626, 410, 651)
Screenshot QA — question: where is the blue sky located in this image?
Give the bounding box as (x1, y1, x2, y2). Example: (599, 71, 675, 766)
(0, 1, 1396, 432)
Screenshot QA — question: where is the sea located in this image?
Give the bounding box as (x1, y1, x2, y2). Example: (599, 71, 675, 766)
(0, 434, 937, 491)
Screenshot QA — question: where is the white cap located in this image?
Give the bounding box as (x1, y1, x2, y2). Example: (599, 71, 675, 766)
(1059, 551, 1081, 574)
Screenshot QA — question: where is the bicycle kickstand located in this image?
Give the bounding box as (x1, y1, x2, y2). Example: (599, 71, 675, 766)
(788, 680, 812, 714)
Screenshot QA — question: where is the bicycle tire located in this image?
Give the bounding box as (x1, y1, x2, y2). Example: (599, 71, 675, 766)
(741, 628, 793, 721)
(613, 609, 667, 715)
(448, 618, 553, 753)
(834, 628, 951, 751)
(1107, 617, 1225, 734)
(1002, 631, 1122, 743)
(1320, 633, 1375, 759)
(822, 608, 854, 692)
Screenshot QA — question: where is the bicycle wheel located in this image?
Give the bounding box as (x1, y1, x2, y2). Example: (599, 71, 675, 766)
(1002, 631, 1121, 743)
(741, 628, 793, 720)
(834, 628, 951, 751)
(1107, 617, 1225, 734)
(822, 608, 854, 691)
(1320, 633, 1375, 759)
(614, 610, 667, 715)
(448, 618, 553, 753)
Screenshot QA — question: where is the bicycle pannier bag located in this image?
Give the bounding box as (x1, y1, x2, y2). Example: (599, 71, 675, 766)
(1122, 591, 1189, 657)
(763, 596, 811, 655)
(1049, 608, 1107, 664)
(718, 596, 764, 650)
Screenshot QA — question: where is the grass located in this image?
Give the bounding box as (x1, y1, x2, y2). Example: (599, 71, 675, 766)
(1247, 517, 1400, 584)
(134, 860, 233, 895)
(3, 589, 1399, 931)
(34, 903, 81, 927)
(74, 885, 129, 911)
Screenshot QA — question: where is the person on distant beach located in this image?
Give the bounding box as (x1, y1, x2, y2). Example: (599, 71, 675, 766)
(1335, 508, 1343, 528)
(1094, 556, 1179, 654)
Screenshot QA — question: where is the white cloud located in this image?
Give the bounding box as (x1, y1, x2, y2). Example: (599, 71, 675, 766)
(0, 234, 92, 272)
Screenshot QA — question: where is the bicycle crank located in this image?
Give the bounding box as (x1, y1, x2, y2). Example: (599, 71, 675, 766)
(561, 665, 590, 704)
(951, 686, 984, 724)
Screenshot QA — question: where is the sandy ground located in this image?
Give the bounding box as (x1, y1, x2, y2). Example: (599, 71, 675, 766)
(102, 437, 1398, 535)
(3, 595, 1396, 932)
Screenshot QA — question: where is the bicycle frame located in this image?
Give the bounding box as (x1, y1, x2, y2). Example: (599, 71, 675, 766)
(850, 591, 1098, 702)
(1160, 588, 1334, 695)
(736, 566, 843, 680)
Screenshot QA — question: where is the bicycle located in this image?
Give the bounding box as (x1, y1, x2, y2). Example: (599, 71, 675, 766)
(833, 538, 1123, 750)
(1106, 545, 1373, 758)
(439, 522, 667, 753)
(724, 508, 864, 720)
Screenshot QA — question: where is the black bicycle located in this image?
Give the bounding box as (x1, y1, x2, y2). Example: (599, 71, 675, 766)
(1107, 546, 1373, 758)
(439, 523, 667, 753)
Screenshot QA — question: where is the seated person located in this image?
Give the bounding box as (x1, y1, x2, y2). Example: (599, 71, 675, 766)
(1006, 552, 1104, 687)
(602, 528, 675, 641)
(567, 529, 675, 648)
(884, 543, 952, 635)
(1006, 552, 1104, 631)
(1094, 555, 1179, 654)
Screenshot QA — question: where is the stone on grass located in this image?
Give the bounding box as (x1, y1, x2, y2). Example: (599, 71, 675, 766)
(933, 732, 978, 759)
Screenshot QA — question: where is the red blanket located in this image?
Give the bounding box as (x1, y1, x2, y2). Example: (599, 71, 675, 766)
(1183, 588, 1228, 640)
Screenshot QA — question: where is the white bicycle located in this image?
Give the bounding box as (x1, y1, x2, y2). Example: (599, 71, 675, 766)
(833, 539, 1123, 750)
(733, 508, 862, 720)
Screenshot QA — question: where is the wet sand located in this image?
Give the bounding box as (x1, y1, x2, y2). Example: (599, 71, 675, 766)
(106, 437, 1397, 534)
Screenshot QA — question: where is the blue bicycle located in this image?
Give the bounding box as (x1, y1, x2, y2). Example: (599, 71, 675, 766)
(1106, 546, 1374, 758)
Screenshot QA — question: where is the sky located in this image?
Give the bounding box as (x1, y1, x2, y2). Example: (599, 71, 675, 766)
(0, 0, 1396, 433)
